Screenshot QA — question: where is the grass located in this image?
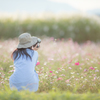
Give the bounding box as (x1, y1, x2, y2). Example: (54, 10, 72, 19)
(0, 38, 100, 94)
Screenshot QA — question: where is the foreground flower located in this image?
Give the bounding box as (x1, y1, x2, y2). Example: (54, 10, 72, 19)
(36, 61, 40, 66)
(95, 69, 99, 72)
(57, 77, 63, 80)
(75, 62, 79, 65)
(84, 69, 88, 72)
(65, 79, 69, 83)
(52, 74, 56, 76)
(89, 67, 95, 70)
(49, 71, 53, 73)
(69, 60, 72, 63)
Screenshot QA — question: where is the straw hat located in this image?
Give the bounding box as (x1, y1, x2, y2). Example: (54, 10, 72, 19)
(17, 33, 40, 49)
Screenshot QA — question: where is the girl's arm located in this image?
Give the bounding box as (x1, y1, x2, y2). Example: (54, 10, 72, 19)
(32, 44, 40, 66)
(34, 51, 39, 66)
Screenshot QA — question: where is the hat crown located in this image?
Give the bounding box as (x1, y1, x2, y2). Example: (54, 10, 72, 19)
(19, 33, 31, 44)
(17, 32, 41, 49)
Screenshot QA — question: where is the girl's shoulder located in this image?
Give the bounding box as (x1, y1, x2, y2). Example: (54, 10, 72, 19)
(26, 49, 38, 56)
(33, 50, 38, 57)
(27, 49, 38, 59)
(34, 50, 38, 54)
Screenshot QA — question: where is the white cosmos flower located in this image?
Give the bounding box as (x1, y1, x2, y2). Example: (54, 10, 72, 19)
(45, 75, 48, 77)
(69, 67, 72, 69)
(44, 62, 47, 65)
(95, 70, 99, 72)
(67, 84, 70, 86)
(9, 65, 14, 67)
(71, 72, 75, 74)
(54, 76, 57, 78)
(0, 45, 2, 48)
(62, 69, 65, 71)
(55, 71, 58, 73)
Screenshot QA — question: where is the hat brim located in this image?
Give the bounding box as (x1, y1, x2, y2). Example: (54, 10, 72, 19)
(17, 36, 38, 49)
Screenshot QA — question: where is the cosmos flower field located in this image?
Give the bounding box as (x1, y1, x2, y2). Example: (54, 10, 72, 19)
(0, 38, 100, 93)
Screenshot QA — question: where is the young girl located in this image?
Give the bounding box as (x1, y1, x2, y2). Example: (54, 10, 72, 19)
(9, 33, 41, 92)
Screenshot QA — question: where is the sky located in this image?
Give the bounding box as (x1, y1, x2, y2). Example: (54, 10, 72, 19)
(49, 0, 100, 11)
(0, 0, 100, 14)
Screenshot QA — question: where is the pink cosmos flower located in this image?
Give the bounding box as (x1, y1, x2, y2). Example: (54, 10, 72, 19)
(58, 68, 61, 70)
(36, 61, 40, 66)
(50, 37, 54, 41)
(98, 63, 100, 65)
(75, 62, 79, 65)
(69, 60, 72, 63)
(49, 71, 53, 73)
(62, 56, 66, 60)
(65, 80, 69, 83)
(89, 67, 95, 70)
(84, 69, 87, 72)
(57, 77, 63, 80)
(48, 75, 51, 77)
(0, 68, 3, 70)
(52, 74, 56, 76)
(38, 72, 42, 74)
(87, 53, 92, 56)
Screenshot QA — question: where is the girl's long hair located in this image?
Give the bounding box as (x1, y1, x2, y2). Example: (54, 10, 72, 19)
(11, 46, 33, 61)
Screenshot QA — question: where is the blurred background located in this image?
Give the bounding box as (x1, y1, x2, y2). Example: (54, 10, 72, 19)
(0, 0, 100, 43)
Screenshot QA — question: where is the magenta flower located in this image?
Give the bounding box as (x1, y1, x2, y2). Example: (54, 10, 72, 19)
(75, 62, 79, 65)
(36, 61, 40, 66)
(49, 71, 53, 73)
(89, 67, 95, 70)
